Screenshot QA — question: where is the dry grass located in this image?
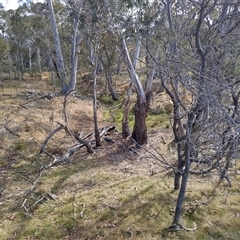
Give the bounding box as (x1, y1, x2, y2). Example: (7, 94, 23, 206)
(0, 77, 240, 240)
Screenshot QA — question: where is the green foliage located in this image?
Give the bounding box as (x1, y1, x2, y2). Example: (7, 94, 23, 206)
(0, 37, 8, 56)
(14, 140, 26, 151)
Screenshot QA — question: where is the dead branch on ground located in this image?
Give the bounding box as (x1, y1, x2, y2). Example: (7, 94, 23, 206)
(17, 90, 116, 214)
(38, 91, 115, 167)
(4, 126, 20, 137)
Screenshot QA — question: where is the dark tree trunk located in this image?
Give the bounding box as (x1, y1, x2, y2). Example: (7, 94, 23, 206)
(132, 96, 148, 145)
(93, 53, 101, 147)
(99, 56, 118, 101)
(173, 161, 189, 225)
(105, 67, 118, 100)
(172, 112, 193, 225)
(174, 143, 185, 190)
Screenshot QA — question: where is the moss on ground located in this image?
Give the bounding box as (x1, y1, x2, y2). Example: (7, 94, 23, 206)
(1, 78, 240, 240)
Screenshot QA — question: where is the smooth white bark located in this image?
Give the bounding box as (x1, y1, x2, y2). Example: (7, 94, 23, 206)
(46, 0, 65, 89)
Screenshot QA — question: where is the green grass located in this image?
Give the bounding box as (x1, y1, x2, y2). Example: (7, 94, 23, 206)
(102, 99, 171, 131)
(2, 154, 240, 239)
(14, 140, 26, 151)
(147, 111, 171, 129)
(1, 78, 240, 240)
(0, 163, 174, 239)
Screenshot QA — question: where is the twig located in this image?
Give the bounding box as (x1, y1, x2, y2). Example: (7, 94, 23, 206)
(99, 202, 117, 210)
(126, 227, 133, 239)
(39, 124, 64, 155)
(62, 90, 94, 153)
(18, 167, 45, 208)
(80, 203, 86, 218)
(4, 126, 20, 137)
(18, 174, 33, 184)
(21, 199, 33, 218)
(47, 191, 58, 200)
(19, 104, 28, 109)
(29, 196, 47, 210)
(72, 186, 77, 219)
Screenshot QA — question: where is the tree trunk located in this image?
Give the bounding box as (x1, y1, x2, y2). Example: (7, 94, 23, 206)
(174, 144, 185, 190)
(93, 52, 101, 147)
(106, 68, 118, 100)
(7, 53, 14, 79)
(116, 51, 122, 74)
(132, 96, 148, 145)
(98, 38, 118, 100)
(36, 47, 42, 80)
(69, 33, 82, 91)
(28, 45, 32, 70)
(46, 0, 66, 92)
(173, 155, 189, 225)
(99, 57, 118, 101)
(122, 36, 141, 137)
(133, 38, 141, 69)
(68, 0, 84, 91)
(17, 44, 23, 80)
(172, 112, 193, 225)
(145, 45, 160, 105)
(165, 0, 187, 190)
(120, 37, 148, 145)
(122, 82, 132, 138)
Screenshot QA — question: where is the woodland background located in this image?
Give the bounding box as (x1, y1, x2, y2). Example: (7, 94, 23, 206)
(1, 0, 240, 239)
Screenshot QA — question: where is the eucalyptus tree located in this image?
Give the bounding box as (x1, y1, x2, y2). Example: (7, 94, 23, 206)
(103, 0, 163, 145)
(118, 0, 162, 141)
(79, 0, 150, 144)
(156, 0, 240, 229)
(0, 37, 9, 77)
(0, 6, 12, 77)
(84, 0, 105, 146)
(0, 2, 48, 79)
(8, 6, 30, 79)
(46, 0, 66, 91)
(45, 0, 85, 93)
(99, 34, 119, 101)
(67, 0, 84, 91)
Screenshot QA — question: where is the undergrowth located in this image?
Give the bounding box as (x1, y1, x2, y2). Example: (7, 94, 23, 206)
(101, 96, 171, 131)
(1, 78, 240, 240)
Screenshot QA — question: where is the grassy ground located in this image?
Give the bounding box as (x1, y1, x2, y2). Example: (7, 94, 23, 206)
(0, 76, 240, 239)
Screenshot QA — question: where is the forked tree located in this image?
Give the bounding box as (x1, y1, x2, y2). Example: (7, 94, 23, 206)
(46, 0, 84, 94)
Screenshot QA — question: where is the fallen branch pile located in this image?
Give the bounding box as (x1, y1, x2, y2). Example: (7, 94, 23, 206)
(38, 124, 115, 168)
(18, 91, 115, 214)
(38, 90, 115, 167)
